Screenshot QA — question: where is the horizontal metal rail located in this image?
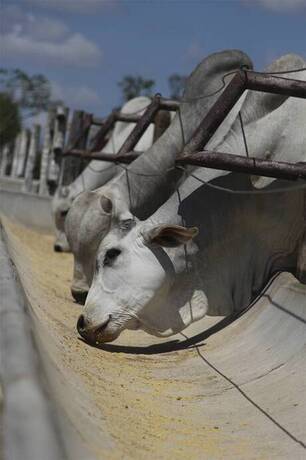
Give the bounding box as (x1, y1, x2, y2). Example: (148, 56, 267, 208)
(63, 71, 306, 182)
(92, 97, 179, 126)
(66, 149, 139, 163)
(177, 150, 306, 181)
(65, 148, 306, 181)
(65, 95, 179, 163)
(93, 113, 141, 125)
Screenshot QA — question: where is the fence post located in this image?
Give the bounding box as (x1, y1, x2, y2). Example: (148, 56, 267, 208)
(39, 107, 56, 195)
(23, 124, 41, 193)
(11, 134, 22, 177)
(60, 110, 91, 186)
(48, 106, 69, 190)
(0, 144, 10, 176)
(16, 129, 30, 177)
(53, 106, 69, 156)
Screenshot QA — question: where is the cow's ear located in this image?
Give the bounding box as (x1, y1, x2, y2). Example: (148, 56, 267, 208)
(144, 225, 198, 248)
(100, 195, 113, 214)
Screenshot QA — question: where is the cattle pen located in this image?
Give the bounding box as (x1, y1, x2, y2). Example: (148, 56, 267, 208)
(0, 67, 306, 460)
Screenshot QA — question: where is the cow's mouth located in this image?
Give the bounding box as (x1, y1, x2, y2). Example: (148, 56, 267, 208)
(77, 314, 120, 344)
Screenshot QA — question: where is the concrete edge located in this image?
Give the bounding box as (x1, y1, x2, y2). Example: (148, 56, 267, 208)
(0, 220, 66, 460)
(0, 189, 54, 234)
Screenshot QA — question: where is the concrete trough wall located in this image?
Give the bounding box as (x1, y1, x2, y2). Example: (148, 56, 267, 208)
(1, 215, 305, 460)
(0, 222, 65, 460)
(0, 189, 54, 233)
(0, 177, 39, 194)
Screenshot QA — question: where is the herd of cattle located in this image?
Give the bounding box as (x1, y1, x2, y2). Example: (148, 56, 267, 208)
(50, 49, 306, 345)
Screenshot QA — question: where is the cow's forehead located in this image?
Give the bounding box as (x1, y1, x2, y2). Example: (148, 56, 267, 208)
(101, 223, 142, 249)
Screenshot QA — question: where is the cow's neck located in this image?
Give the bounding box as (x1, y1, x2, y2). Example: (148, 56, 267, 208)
(147, 176, 304, 317)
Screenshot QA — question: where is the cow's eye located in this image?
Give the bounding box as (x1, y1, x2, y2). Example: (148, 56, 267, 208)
(119, 219, 135, 231)
(60, 210, 69, 217)
(103, 248, 121, 267)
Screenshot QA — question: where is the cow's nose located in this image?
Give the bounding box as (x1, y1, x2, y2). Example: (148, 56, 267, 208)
(77, 314, 111, 343)
(71, 288, 88, 304)
(54, 244, 63, 252)
(77, 314, 88, 334)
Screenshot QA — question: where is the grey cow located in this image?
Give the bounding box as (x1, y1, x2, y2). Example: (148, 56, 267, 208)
(66, 49, 253, 303)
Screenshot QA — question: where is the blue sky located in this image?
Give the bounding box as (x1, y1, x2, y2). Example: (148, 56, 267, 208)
(1, 0, 305, 119)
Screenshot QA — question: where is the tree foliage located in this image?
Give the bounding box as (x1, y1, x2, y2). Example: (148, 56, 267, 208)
(0, 92, 21, 148)
(118, 75, 155, 102)
(168, 74, 187, 100)
(0, 68, 52, 118)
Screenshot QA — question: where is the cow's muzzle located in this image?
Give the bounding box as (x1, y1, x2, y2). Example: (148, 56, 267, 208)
(77, 314, 111, 344)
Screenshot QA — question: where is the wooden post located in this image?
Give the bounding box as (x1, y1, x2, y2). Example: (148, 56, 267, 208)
(53, 106, 69, 156)
(11, 133, 22, 177)
(16, 129, 30, 177)
(47, 106, 69, 189)
(0, 144, 10, 176)
(59, 110, 91, 186)
(39, 107, 56, 195)
(23, 124, 41, 193)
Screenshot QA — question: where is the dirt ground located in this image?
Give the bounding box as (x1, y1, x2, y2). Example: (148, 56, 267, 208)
(3, 218, 306, 460)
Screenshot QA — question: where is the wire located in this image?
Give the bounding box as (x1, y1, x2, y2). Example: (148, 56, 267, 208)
(185, 169, 306, 195)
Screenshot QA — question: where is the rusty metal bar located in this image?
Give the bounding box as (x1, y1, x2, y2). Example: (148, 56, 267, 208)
(183, 70, 306, 156)
(114, 113, 142, 123)
(183, 72, 246, 155)
(245, 70, 306, 99)
(177, 150, 306, 181)
(93, 113, 141, 125)
(118, 95, 161, 155)
(66, 149, 139, 163)
(91, 97, 178, 127)
(65, 148, 306, 181)
(88, 112, 116, 152)
(158, 98, 180, 111)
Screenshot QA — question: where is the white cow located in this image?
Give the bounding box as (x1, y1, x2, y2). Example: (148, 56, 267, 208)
(52, 96, 154, 252)
(66, 50, 253, 302)
(77, 172, 305, 343)
(76, 53, 306, 343)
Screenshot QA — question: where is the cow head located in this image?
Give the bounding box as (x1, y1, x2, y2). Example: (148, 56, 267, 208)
(77, 222, 207, 344)
(52, 186, 73, 252)
(65, 188, 136, 304)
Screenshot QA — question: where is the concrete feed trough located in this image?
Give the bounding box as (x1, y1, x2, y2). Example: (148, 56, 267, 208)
(0, 190, 305, 460)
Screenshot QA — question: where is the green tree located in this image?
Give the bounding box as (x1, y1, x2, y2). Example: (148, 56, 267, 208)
(0, 92, 21, 148)
(0, 68, 52, 118)
(118, 75, 155, 102)
(168, 74, 186, 100)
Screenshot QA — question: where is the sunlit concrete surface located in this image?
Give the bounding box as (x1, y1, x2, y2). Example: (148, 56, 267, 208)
(0, 214, 305, 460)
